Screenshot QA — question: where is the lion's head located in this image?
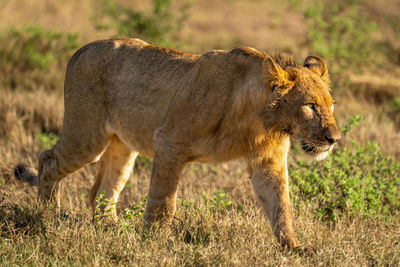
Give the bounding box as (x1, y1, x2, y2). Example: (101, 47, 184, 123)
(263, 55, 341, 160)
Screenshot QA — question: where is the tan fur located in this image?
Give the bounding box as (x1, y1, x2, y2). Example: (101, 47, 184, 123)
(15, 39, 340, 249)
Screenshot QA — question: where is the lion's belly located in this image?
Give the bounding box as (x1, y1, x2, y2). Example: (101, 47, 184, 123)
(113, 124, 156, 158)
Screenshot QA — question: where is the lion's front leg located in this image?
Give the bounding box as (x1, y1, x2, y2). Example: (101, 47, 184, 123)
(144, 136, 187, 225)
(249, 154, 300, 248)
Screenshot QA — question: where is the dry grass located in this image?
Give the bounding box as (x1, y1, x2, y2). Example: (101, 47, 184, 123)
(0, 0, 400, 265)
(0, 190, 399, 266)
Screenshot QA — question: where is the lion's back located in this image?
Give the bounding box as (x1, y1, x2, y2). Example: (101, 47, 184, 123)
(62, 38, 200, 156)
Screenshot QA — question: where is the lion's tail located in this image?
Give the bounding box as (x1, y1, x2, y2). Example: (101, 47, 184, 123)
(14, 163, 38, 186)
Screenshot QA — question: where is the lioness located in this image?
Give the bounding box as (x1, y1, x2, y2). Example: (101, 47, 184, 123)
(15, 38, 340, 249)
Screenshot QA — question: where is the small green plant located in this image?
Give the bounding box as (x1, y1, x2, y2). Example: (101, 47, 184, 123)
(134, 155, 152, 171)
(37, 132, 58, 150)
(123, 197, 146, 220)
(202, 189, 232, 214)
(0, 25, 79, 91)
(94, 190, 116, 223)
(93, 0, 192, 47)
(177, 197, 195, 211)
(339, 114, 364, 136)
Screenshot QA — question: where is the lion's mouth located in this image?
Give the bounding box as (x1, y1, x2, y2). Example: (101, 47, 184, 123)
(301, 141, 333, 160)
(301, 141, 329, 153)
(301, 142, 316, 153)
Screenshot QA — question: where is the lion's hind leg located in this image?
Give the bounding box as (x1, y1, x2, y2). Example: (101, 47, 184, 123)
(89, 135, 138, 220)
(37, 129, 111, 207)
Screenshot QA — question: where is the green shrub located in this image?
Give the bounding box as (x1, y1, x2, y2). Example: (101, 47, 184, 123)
(0, 25, 79, 91)
(290, 142, 400, 221)
(389, 97, 400, 129)
(93, 0, 192, 47)
(302, 0, 377, 71)
(391, 97, 400, 113)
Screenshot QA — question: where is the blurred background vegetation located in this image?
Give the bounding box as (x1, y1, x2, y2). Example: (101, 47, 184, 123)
(0, 0, 399, 265)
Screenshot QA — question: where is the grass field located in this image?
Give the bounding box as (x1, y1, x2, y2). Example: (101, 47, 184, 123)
(0, 0, 399, 265)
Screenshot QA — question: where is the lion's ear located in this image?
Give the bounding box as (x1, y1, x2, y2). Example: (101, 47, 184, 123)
(304, 55, 329, 84)
(263, 57, 294, 107)
(262, 57, 291, 90)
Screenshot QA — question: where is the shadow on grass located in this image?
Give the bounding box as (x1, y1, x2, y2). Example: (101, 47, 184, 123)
(0, 204, 45, 237)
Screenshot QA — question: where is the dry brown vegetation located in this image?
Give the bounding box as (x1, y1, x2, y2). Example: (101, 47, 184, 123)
(0, 0, 399, 265)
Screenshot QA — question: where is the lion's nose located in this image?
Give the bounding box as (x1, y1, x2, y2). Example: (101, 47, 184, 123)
(324, 130, 341, 145)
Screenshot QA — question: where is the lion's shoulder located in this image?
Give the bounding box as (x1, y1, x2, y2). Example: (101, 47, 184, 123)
(199, 46, 265, 61)
(229, 46, 265, 59)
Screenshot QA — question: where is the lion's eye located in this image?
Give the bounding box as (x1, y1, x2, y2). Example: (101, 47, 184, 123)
(305, 103, 316, 111)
